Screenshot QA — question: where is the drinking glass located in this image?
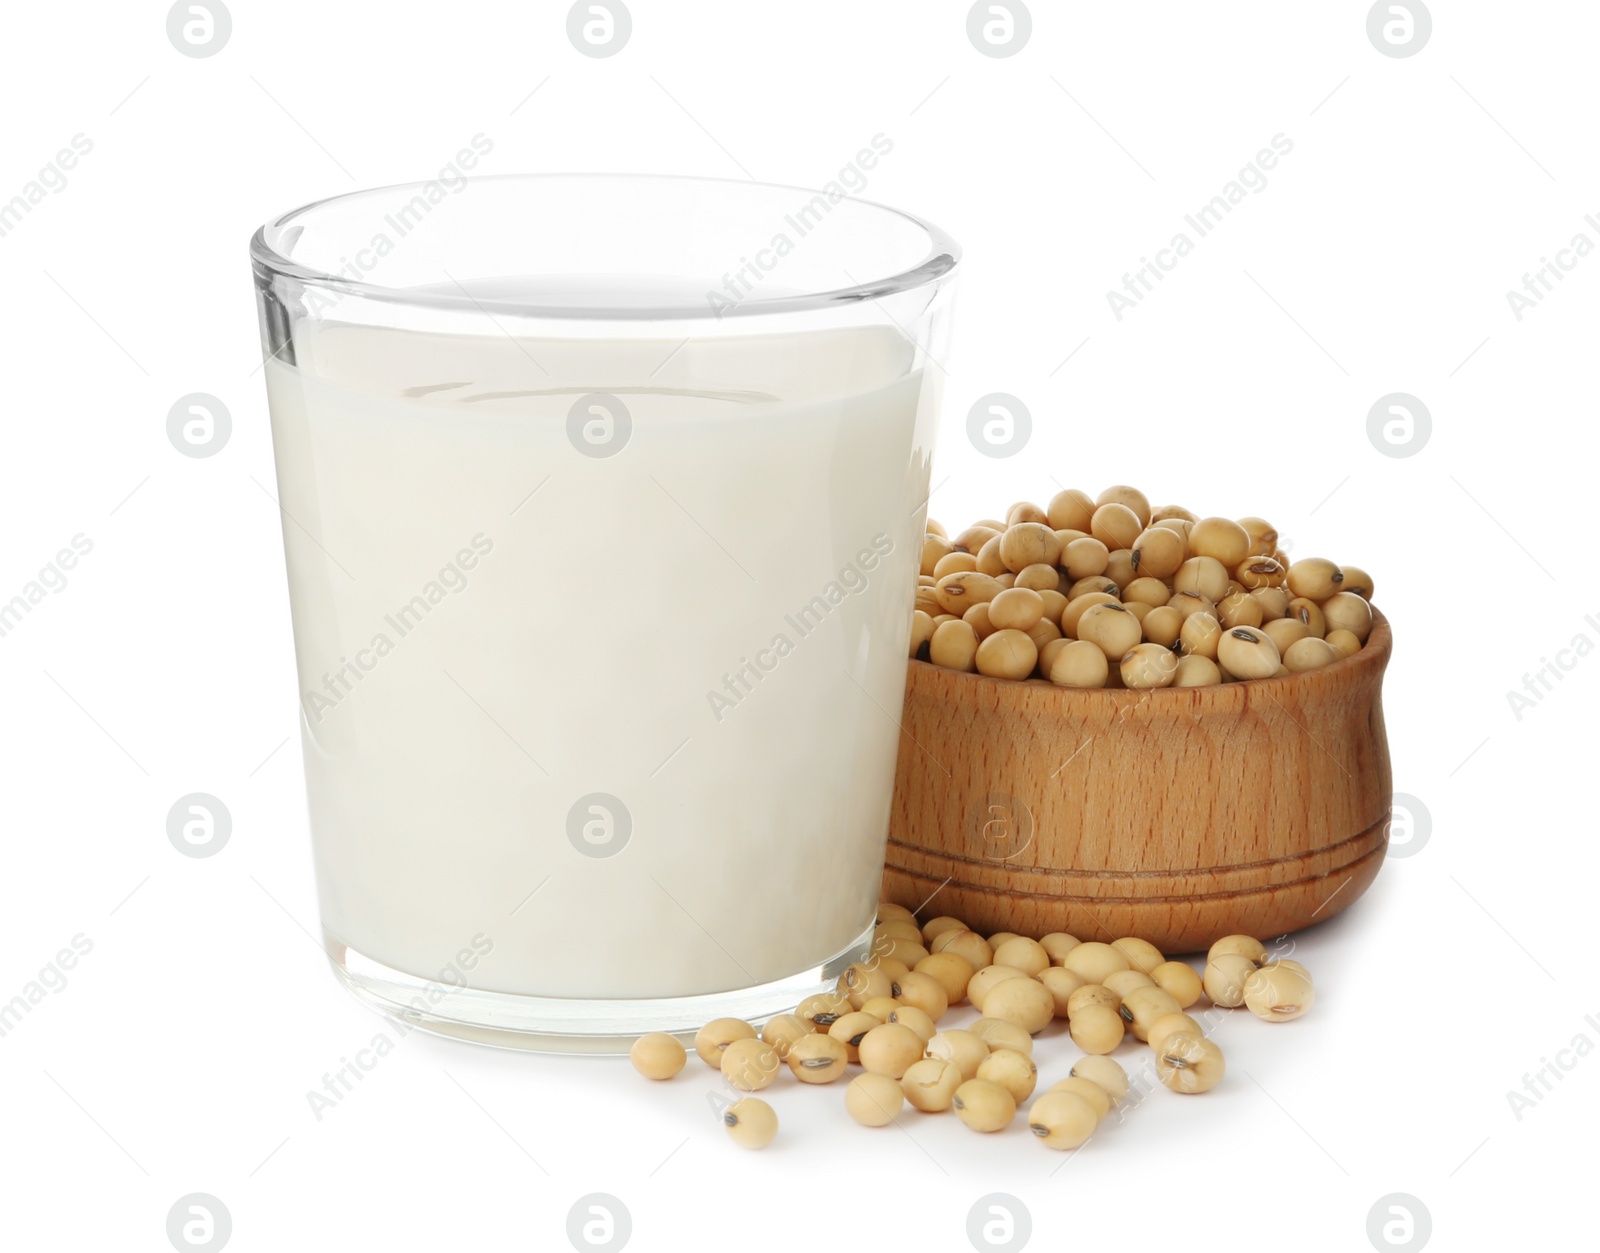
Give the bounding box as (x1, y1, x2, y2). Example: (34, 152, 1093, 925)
(251, 174, 958, 1050)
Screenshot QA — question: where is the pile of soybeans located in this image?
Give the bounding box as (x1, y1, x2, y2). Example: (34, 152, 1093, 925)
(629, 906, 1314, 1150)
(911, 485, 1376, 687)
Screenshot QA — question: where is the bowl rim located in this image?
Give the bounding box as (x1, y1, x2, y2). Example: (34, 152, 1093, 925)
(908, 607, 1391, 704)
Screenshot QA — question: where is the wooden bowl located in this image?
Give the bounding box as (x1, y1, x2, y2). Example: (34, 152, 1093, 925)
(881, 612, 1393, 953)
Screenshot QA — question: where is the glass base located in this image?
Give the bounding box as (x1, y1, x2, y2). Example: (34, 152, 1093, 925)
(324, 926, 875, 1054)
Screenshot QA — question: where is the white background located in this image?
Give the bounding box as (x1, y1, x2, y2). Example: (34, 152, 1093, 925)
(2, 2, 1595, 1250)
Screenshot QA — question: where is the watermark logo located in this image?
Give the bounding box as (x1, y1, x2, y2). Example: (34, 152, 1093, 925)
(567, 2, 631, 58)
(969, 794, 1034, 861)
(166, 1194, 231, 1251)
(704, 136, 895, 317)
(1366, 3, 1431, 58)
(166, 3, 231, 58)
(167, 393, 231, 458)
(302, 931, 484, 1120)
(967, 392, 1031, 458)
(567, 393, 632, 458)
(1366, 392, 1430, 458)
(1366, 1193, 1431, 1250)
(568, 793, 632, 858)
(0, 933, 93, 1040)
(706, 535, 895, 721)
(1506, 612, 1599, 721)
(566, 1193, 631, 1250)
(167, 793, 231, 859)
(307, 1028, 407, 1120)
(0, 134, 94, 242)
(298, 135, 496, 318)
(1382, 792, 1431, 859)
(967, 1193, 1031, 1250)
(1505, 1008, 1600, 1120)
(0, 533, 93, 641)
(304, 534, 494, 722)
(1505, 215, 1600, 321)
(1107, 135, 1294, 321)
(966, 2, 1031, 58)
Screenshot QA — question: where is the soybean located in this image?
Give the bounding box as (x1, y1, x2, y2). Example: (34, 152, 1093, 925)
(952, 1078, 1017, 1132)
(723, 1098, 779, 1148)
(1026, 1091, 1099, 1149)
(846, 1072, 906, 1126)
(694, 1018, 756, 1068)
(901, 1057, 964, 1112)
(630, 1032, 687, 1080)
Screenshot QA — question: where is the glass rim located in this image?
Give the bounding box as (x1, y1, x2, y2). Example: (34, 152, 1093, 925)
(249, 171, 961, 321)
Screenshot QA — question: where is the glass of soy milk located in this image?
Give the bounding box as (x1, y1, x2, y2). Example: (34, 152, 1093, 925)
(250, 174, 958, 1049)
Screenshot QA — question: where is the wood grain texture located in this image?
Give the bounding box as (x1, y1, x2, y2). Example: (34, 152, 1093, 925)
(881, 611, 1393, 954)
